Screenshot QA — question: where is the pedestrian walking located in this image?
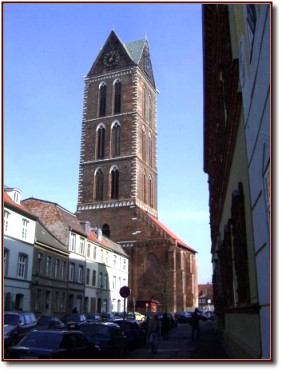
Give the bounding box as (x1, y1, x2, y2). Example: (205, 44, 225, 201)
(190, 308, 200, 340)
(162, 313, 170, 341)
(148, 314, 160, 354)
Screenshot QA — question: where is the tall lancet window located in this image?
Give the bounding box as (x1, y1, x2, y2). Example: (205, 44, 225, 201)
(142, 126, 146, 162)
(111, 166, 119, 199)
(99, 83, 107, 117)
(111, 122, 120, 157)
(148, 132, 153, 168)
(95, 168, 104, 201)
(97, 124, 105, 159)
(149, 174, 153, 208)
(143, 171, 147, 203)
(114, 80, 121, 114)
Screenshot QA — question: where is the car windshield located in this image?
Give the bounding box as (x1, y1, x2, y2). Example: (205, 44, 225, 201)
(20, 332, 63, 348)
(4, 313, 19, 325)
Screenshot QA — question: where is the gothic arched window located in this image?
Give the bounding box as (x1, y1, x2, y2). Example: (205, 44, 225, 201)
(114, 80, 121, 114)
(99, 83, 107, 117)
(111, 121, 120, 157)
(143, 170, 147, 203)
(148, 132, 153, 168)
(95, 168, 104, 201)
(97, 124, 105, 159)
(102, 224, 110, 238)
(149, 174, 153, 207)
(142, 126, 146, 162)
(111, 166, 119, 199)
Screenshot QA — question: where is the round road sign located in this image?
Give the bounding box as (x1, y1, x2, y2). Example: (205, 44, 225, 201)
(119, 286, 131, 298)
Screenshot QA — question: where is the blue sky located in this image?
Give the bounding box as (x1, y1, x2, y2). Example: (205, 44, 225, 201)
(3, 2, 212, 284)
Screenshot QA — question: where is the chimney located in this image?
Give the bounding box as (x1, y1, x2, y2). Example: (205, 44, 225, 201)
(79, 221, 91, 235)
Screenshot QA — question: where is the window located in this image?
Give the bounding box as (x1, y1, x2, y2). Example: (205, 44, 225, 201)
(70, 233, 76, 252)
(97, 125, 105, 159)
(143, 171, 147, 203)
(148, 133, 153, 168)
(79, 238, 85, 255)
(61, 261, 66, 280)
(111, 166, 119, 199)
(113, 276, 117, 290)
(4, 210, 10, 233)
(99, 83, 107, 117)
(123, 259, 127, 271)
(22, 219, 29, 239)
(102, 224, 110, 238)
(114, 80, 121, 114)
(55, 259, 60, 278)
(142, 126, 146, 161)
(113, 255, 117, 267)
(78, 266, 83, 283)
(87, 243, 91, 258)
(17, 254, 27, 279)
(99, 272, 103, 288)
(95, 168, 104, 201)
(104, 274, 108, 289)
(92, 270, 96, 286)
(105, 252, 109, 265)
(69, 263, 75, 282)
(46, 256, 52, 277)
(86, 269, 90, 285)
(93, 246, 97, 260)
(149, 174, 153, 207)
(4, 249, 9, 276)
(100, 249, 103, 263)
(111, 122, 120, 157)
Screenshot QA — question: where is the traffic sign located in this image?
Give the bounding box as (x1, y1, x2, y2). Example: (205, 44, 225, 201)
(119, 286, 131, 298)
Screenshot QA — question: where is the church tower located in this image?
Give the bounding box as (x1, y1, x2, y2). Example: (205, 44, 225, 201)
(77, 31, 198, 312)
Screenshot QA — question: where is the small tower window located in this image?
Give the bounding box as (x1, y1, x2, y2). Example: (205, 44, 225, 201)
(142, 126, 146, 162)
(102, 224, 110, 238)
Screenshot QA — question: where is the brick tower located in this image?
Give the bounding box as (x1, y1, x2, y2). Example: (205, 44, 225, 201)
(76, 31, 198, 312)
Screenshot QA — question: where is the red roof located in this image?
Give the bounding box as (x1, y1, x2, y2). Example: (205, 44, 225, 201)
(4, 191, 37, 219)
(147, 213, 196, 253)
(88, 230, 111, 249)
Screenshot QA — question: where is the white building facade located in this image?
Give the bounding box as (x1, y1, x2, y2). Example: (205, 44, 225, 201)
(4, 188, 37, 311)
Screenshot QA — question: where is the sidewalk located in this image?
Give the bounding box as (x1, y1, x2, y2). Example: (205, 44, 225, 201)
(125, 320, 228, 360)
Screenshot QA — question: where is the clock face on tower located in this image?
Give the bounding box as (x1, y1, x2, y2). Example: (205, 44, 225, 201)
(103, 50, 120, 67)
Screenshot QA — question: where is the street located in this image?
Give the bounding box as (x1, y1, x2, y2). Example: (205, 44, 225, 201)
(125, 320, 228, 360)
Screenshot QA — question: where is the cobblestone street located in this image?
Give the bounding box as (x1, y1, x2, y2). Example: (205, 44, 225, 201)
(125, 320, 228, 361)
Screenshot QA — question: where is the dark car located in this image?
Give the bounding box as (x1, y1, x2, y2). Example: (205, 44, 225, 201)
(100, 312, 115, 322)
(4, 311, 37, 347)
(36, 315, 66, 330)
(174, 311, 191, 323)
(62, 314, 87, 329)
(114, 319, 146, 350)
(6, 330, 101, 359)
(86, 313, 101, 322)
(80, 322, 126, 358)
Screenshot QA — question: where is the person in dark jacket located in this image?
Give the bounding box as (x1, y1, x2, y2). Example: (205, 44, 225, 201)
(190, 308, 200, 340)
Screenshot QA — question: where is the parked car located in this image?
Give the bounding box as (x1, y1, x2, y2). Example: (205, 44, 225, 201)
(4, 311, 37, 348)
(114, 319, 146, 350)
(174, 311, 191, 323)
(62, 314, 87, 329)
(100, 312, 115, 322)
(36, 315, 66, 330)
(86, 313, 101, 322)
(80, 322, 126, 358)
(130, 312, 145, 322)
(6, 330, 101, 359)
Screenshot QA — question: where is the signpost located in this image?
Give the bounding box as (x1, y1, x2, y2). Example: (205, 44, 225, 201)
(119, 286, 131, 357)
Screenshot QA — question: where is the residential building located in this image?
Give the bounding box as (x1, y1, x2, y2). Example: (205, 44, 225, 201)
(203, 3, 271, 358)
(3, 188, 37, 311)
(75, 30, 198, 312)
(31, 221, 69, 316)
